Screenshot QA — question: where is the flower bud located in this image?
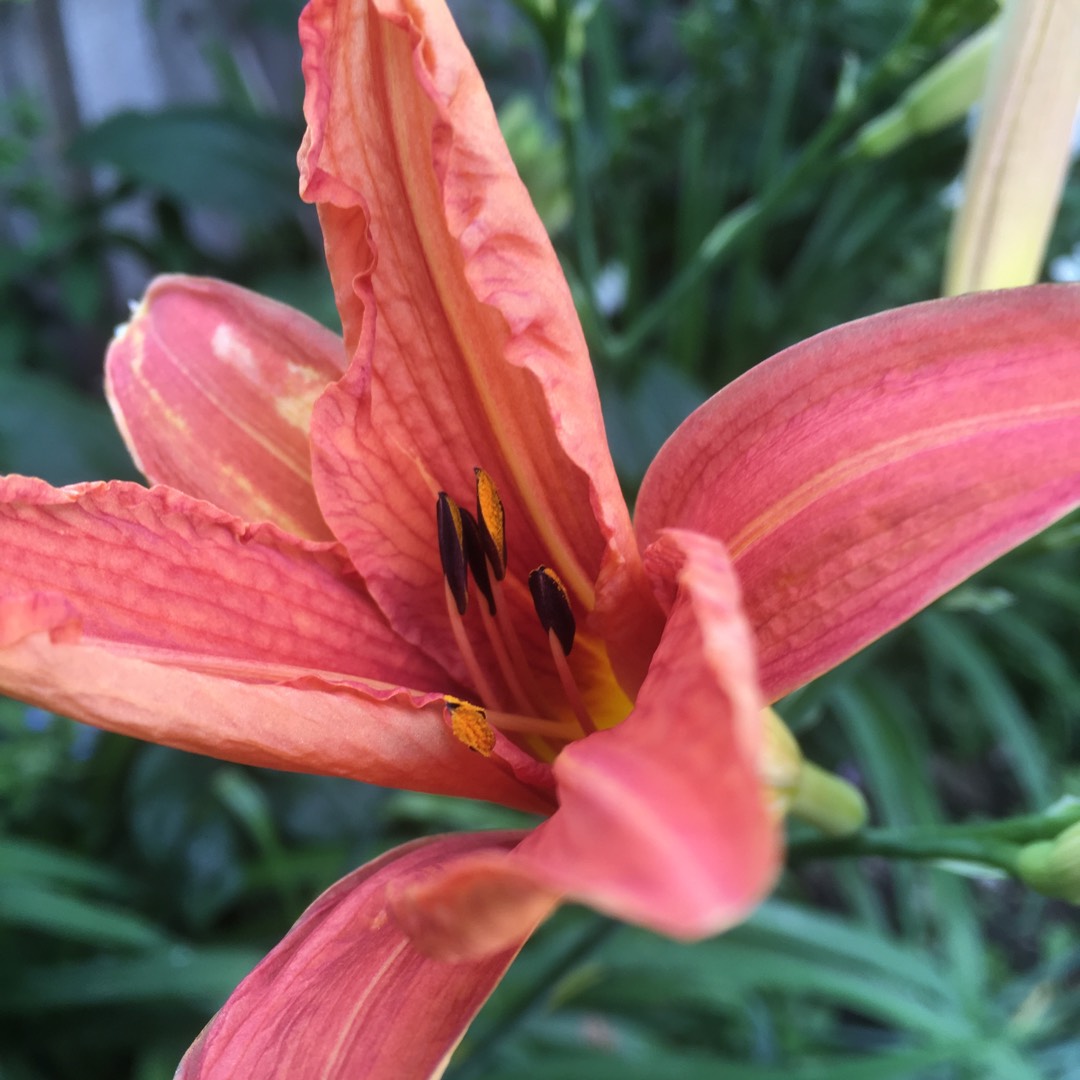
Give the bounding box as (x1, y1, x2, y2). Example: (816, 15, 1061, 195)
(1017, 821, 1080, 903)
(855, 22, 997, 158)
(761, 708, 867, 836)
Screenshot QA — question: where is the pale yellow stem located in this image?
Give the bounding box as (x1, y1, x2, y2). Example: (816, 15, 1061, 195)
(945, 0, 1080, 294)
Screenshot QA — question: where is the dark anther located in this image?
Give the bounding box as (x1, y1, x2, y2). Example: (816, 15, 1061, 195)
(529, 565, 575, 655)
(437, 492, 469, 615)
(460, 507, 496, 616)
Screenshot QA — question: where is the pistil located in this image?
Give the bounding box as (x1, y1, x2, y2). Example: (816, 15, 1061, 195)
(477, 601, 537, 715)
(486, 575, 544, 694)
(546, 630, 596, 735)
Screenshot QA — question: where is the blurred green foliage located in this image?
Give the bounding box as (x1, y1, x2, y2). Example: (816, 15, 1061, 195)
(2, 0, 1079, 1078)
(69, 109, 303, 224)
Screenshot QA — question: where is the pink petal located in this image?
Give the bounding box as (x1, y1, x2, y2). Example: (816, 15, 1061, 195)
(298, 0, 661, 691)
(389, 851, 558, 962)
(177, 832, 532, 1080)
(0, 476, 433, 683)
(635, 285, 1080, 700)
(0, 594, 552, 812)
(0, 476, 554, 809)
(107, 275, 346, 540)
(391, 531, 778, 952)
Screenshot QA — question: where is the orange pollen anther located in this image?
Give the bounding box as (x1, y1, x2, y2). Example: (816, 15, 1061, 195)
(474, 467, 507, 580)
(445, 697, 497, 756)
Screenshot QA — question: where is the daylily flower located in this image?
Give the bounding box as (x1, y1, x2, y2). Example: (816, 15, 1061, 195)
(2, 0, 1080, 1076)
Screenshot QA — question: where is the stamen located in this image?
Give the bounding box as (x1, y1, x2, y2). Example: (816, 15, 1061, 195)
(474, 467, 507, 580)
(445, 696, 579, 743)
(459, 507, 496, 615)
(444, 581, 503, 709)
(478, 601, 538, 715)
(438, 478, 598, 745)
(444, 697, 496, 756)
(528, 566, 575, 656)
(546, 629, 596, 735)
(436, 492, 469, 615)
(529, 566, 595, 735)
(491, 577, 544, 703)
(489, 705, 580, 741)
(492, 583, 537, 682)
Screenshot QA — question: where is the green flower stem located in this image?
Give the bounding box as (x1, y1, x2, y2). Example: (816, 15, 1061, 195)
(555, 35, 602, 288)
(607, 200, 763, 362)
(950, 801, 1080, 844)
(788, 802, 1080, 876)
(790, 826, 1023, 875)
(546, 0, 603, 319)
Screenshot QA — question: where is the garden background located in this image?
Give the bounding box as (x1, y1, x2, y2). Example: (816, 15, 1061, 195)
(2, 0, 1080, 1077)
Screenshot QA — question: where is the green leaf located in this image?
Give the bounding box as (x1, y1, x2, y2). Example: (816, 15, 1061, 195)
(600, 364, 706, 491)
(828, 677, 987, 996)
(500, 95, 572, 234)
(382, 791, 539, 834)
(907, 0, 998, 49)
(0, 369, 137, 485)
(984, 611, 1080, 738)
(126, 747, 247, 930)
(580, 930, 969, 1039)
(69, 107, 301, 222)
(0, 881, 169, 949)
(829, 679, 941, 828)
(918, 612, 1051, 807)
(0, 946, 261, 1012)
(0, 837, 129, 896)
(497, 1042, 989, 1080)
(742, 902, 952, 1001)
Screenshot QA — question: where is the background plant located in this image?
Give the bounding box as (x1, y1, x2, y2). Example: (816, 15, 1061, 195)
(1, 1, 1078, 1077)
